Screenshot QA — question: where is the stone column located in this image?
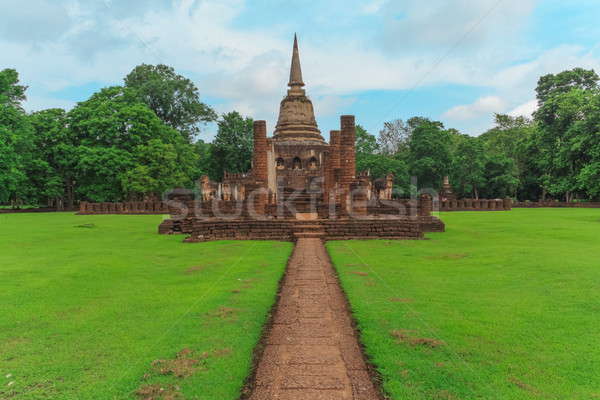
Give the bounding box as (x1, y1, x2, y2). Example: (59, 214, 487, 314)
(418, 193, 432, 216)
(465, 199, 472, 210)
(340, 115, 356, 191)
(253, 121, 268, 183)
(329, 130, 341, 205)
(340, 116, 355, 216)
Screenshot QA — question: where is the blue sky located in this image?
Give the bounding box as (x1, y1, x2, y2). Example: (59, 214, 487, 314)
(1, 0, 599, 141)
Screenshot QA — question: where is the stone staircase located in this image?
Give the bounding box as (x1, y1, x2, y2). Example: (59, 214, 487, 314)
(278, 188, 324, 218)
(292, 220, 325, 240)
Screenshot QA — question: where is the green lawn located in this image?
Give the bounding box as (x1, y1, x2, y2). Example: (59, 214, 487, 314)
(328, 208, 600, 400)
(0, 213, 292, 399)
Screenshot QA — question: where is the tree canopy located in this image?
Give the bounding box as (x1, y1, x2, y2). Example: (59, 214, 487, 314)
(207, 111, 254, 181)
(405, 120, 452, 190)
(124, 64, 217, 142)
(2, 65, 600, 206)
(0, 69, 32, 204)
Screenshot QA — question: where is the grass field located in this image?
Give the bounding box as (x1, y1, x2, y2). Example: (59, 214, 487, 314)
(0, 213, 292, 399)
(328, 208, 600, 399)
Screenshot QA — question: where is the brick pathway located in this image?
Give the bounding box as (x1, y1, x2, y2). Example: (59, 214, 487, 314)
(249, 238, 379, 400)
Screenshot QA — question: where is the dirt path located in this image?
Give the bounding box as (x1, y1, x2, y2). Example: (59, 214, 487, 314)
(249, 238, 379, 400)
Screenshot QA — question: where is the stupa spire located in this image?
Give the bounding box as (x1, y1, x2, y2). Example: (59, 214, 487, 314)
(288, 33, 305, 95)
(273, 33, 323, 142)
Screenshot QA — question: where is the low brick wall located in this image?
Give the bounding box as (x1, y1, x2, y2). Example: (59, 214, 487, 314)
(78, 201, 170, 215)
(433, 198, 511, 212)
(158, 215, 445, 243)
(321, 219, 425, 241)
(158, 218, 430, 243)
(513, 201, 600, 208)
(416, 216, 446, 233)
(0, 206, 78, 214)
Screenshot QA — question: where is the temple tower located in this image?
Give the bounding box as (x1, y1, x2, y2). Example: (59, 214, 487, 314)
(272, 34, 325, 143)
(272, 34, 329, 192)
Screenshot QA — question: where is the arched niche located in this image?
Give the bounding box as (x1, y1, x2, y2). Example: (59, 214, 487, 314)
(292, 157, 302, 170)
(276, 157, 285, 170)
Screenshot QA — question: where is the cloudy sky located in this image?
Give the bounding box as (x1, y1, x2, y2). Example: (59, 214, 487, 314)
(2, 0, 599, 140)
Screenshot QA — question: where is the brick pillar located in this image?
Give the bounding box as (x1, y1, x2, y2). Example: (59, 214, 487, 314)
(329, 130, 341, 205)
(340, 115, 356, 191)
(340, 116, 355, 216)
(79, 201, 87, 214)
(418, 194, 432, 216)
(503, 198, 511, 210)
(253, 121, 268, 183)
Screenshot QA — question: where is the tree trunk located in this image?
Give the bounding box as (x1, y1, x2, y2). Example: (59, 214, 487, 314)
(542, 187, 546, 202)
(66, 176, 74, 208)
(56, 196, 64, 212)
(474, 187, 479, 200)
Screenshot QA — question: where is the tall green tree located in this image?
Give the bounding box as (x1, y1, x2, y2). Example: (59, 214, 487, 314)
(355, 124, 379, 156)
(208, 111, 254, 181)
(124, 64, 217, 142)
(68, 86, 196, 201)
(450, 137, 486, 199)
(192, 139, 212, 181)
(406, 120, 453, 189)
(533, 68, 600, 201)
(480, 154, 520, 199)
(0, 68, 27, 107)
(0, 68, 32, 205)
(28, 108, 74, 209)
(122, 138, 197, 199)
(480, 113, 534, 199)
(574, 94, 600, 198)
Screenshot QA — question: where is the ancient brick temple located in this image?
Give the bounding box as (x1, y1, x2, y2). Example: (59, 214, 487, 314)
(158, 35, 445, 242)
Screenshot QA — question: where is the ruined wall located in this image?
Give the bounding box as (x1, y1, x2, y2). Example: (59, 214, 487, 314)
(159, 218, 426, 243)
(253, 121, 268, 184)
(339, 116, 356, 193)
(513, 200, 600, 208)
(433, 198, 512, 212)
(79, 201, 170, 215)
(328, 130, 341, 205)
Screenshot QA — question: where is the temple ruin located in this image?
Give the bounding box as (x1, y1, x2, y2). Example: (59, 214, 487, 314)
(154, 34, 445, 242)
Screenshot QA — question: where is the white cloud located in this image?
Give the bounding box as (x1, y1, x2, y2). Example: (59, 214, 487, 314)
(442, 96, 507, 121)
(2, 0, 599, 143)
(378, 0, 536, 52)
(312, 95, 357, 117)
(507, 100, 537, 118)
